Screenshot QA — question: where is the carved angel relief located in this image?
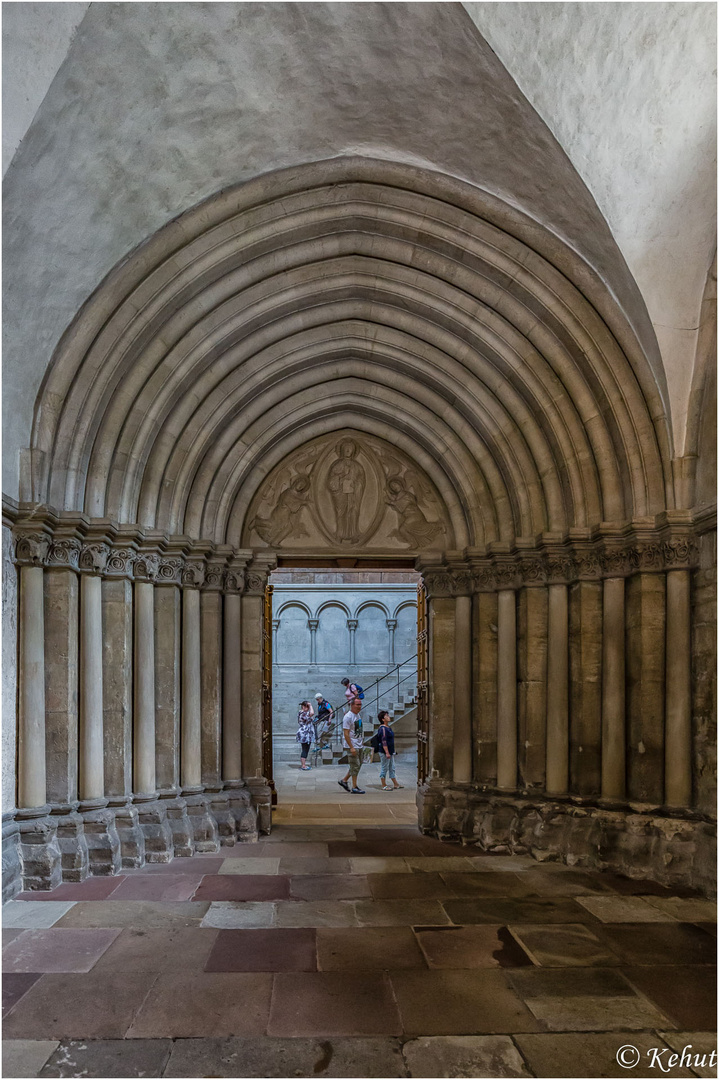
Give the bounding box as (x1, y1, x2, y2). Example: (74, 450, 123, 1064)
(244, 433, 449, 551)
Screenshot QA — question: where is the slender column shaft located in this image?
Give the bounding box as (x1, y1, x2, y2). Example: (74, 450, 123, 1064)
(453, 595, 472, 782)
(665, 570, 692, 806)
(347, 620, 357, 666)
(546, 583, 569, 795)
(241, 592, 264, 779)
(182, 587, 202, 788)
(601, 577, 625, 799)
(387, 620, 396, 665)
(200, 591, 222, 784)
(134, 581, 156, 795)
(308, 619, 319, 665)
(496, 589, 517, 789)
(223, 593, 242, 780)
(18, 565, 46, 808)
(80, 574, 104, 801)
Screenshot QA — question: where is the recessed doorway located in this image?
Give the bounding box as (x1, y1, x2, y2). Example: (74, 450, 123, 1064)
(268, 566, 421, 825)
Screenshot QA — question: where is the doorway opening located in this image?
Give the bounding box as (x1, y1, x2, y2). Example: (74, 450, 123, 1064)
(265, 564, 424, 824)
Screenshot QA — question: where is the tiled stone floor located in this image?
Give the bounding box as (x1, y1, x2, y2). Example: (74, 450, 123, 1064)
(2, 779, 716, 1077)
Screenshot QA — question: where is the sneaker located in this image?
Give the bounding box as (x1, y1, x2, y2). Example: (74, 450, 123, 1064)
(300, 765, 311, 771)
(338, 779, 350, 792)
(351, 787, 366, 794)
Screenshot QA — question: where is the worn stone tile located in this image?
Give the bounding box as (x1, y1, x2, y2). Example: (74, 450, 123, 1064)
(205, 928, 317, 972)
(39, 1039, 172, 1078)
(593, 922, 717, 966)
(576, 895, 675, 922)
(659, 1032, 718, 1078)
(124, 856, 224, 874)
(349, 857, 411, 874)
(2, 972, 158, 1039)
(3, 928, 26, 948)
(355, 827, 423, 841)
(598, 873, 690, 897)
(163, 1036, 407, 1077)
(249, 842, 329, 857)
(355, 899, 451, 927)
(219, 858, 281, 875)
(515, 1032, 696, 1078)
(695, 922, 717, 938)
(329, 840, 425, 858)
(443, 897, 597, 925)
(506, 967, 673, 1030)
(2, 901, 76, 929)
(91, 927, 219, 971)
(279, 856, 352, 876)
(520, 869, 611, 896)
(406, 857, 484, 873)
(3, 972, 42, 1016)
(275, 900, 359, 928)
(469, 856, 537, 872)
(290, 875, 371, 901)
(402, 1035, 531, 1077)
(54, 900, 209, 929)
(440, 872, 536, 898)
(267, 827, 357, 842)
(193, 875, 290, 902)
(106, 874, 203, 901)
(2, 928, 121, 973)
(317, 926, 427, 971)
(201, 902, 276, 929)
(16, 877, 124, 901)
(269, 972, 401, 1035)
(622, 966, 717, 1030)
(127, 972, 273, 1038)
(641, 897, 718, 923)
(415, 925, 532, 969)
(391, 969, 540, 1035)
(367, 872, 456, 900)
(2, 1040, 59, 1079)
(508, 923, 622, 967)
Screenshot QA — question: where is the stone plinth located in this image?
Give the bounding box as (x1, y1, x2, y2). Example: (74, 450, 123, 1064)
(159, 791, 194, 858)
(134, 798, 173, 863)
(17, 812, 62, 891)
(52, 807, 89, 882)
(2, 816, 22, 901)
(81, 804, 122, 876)
(184, 792, 220, 852)
(110, 799, 145, 868)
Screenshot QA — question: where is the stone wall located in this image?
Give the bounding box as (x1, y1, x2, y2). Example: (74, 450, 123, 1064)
(693, 526, 717, 815)
(2, 514, 17, 813)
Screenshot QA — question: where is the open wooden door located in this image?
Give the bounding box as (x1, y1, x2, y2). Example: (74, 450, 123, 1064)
(262, 581, 277, 805)
(416, 579, 429, 784)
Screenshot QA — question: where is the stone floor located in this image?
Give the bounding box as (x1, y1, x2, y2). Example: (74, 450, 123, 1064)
(3, 765, 716, 1078)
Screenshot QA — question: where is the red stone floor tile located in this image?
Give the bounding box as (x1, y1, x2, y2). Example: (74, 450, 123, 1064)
(391, 969, 541, 1035)
(123, 857, 225, 875)
(3, 972, 159, 1039)
(193, 875, 290, 902)
(439, 872, 536, 899)
(15, 876, 125, 900)
(289, 875, 371, 901)
(2, 972, 41, 1016)
(126, 972, 273, 1037)
(2, 927, 121, 972)
(269, 972, 402, 1036)
(109, 874, 204, 902)
(91, 927, 219, 972)
(3, 929, 26, 948)
(622, 965, 717, 1029)
(316, 927, 427, 971)
(205, 928, 317, 972)
(415, 925, 533, 969)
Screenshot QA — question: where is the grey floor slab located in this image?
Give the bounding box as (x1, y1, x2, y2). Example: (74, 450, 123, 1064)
(38, 1039, 172, 1078)
(200, 902, 276, 929)
(2, 902, 76, 929)
(515, 1031, 697, 1078)
(54, 900, 210, 929)
(2, 1040, 59, 1079)
(659, 1032, 718, 1078)
(402, 1035, 532, 1078)
(163, 1036, 407, 1077)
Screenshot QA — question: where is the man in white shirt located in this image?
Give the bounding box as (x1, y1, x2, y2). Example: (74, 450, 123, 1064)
(338, 697, 365, 794)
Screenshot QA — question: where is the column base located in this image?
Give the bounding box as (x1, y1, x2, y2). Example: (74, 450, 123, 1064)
(226, 781, 258, 843)
(134, 796, 173, 863)
(183, 791, 220, 852)
(109, 799, 146, 869)
(159, 791, 194, 858)
(2, 815, 22, 901)
(243, 778, 272, 835)
(50, 805, 89, 883)
(206, 787, 236, 846)
(17, 809, 62, 891)
(80, 804, 122, 876)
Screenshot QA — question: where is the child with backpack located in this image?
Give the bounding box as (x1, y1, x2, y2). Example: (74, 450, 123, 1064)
(370, 710, 403, 790)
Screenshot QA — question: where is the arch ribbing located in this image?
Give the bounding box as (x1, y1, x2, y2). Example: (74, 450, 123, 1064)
(31, 158, 673, 543)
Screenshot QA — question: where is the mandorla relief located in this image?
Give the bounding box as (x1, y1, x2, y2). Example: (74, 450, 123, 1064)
(246, 434, 448, 550)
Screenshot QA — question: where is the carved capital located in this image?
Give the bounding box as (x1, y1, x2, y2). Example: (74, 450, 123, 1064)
(203, 561, 226, 591)
(182, 561, 206, 588)
(14, 532, 51, 566)
(421, 570, 453, 598)
(105, 546, 137, 579)
(662, 537, 699, 569)
(346, 618, 359, 630)
(386, 619, 397, 630)
(156, 556, 184, 585)
(134, 552, 160, 582)
(545, 556, 575, 584)
(78, 542, 110, 574)
(244, 570, 269, 595)
(47, 537, 82, 570)
(223, 567, 246, 594)
(308, 619, 319, 631)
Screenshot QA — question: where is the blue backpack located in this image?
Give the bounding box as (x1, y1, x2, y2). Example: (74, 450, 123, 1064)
(353, 683, 365, 700)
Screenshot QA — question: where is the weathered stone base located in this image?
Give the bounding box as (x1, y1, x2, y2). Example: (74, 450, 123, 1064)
(244, 778, 272, 835)
(2, 816, 22, 901)
(3, 784, 261, 890)
(418, 780, 717, 897)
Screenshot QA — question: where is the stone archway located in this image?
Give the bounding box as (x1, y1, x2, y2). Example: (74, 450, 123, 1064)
(7, 158, 712, 897)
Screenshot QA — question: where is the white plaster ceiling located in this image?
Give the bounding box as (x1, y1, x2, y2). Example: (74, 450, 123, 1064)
(2, 1, 715, 496)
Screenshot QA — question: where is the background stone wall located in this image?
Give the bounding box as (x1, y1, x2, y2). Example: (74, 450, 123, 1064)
(2, 520, 17, 812)
(270, 571, 418, 736)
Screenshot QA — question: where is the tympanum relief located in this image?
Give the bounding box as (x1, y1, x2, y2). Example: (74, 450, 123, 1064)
(245, 434, 449, 550)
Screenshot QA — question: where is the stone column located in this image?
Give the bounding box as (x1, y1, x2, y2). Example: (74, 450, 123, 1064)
(134, 549, 173, 862)
(546, 583, 569, 795)
(15, 528, 61, 890)
(222, 558, 250, 841)
(569, 579, 602, 797)
(201, 561, 225, 785)
(496, 589, 517, 790)
(517, 584, 547, 790)
(474, 590, 498, 783)
(453, 593, 472, 783)
(386, 619, 397, 665)
(242, 559, 275, 834)
(626, 571, 665, 803)
(182, 554, 218, 850)
(308, 619, 319, 666)
(79, 552, 107, 802)
(43, 539, 80, 806)
(347, 619, 358, 665)
(271, 619, 279, 661)
(665, 569, 691, 806)
(601, 576, 626, 800)
(421, 570, 455, 780)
